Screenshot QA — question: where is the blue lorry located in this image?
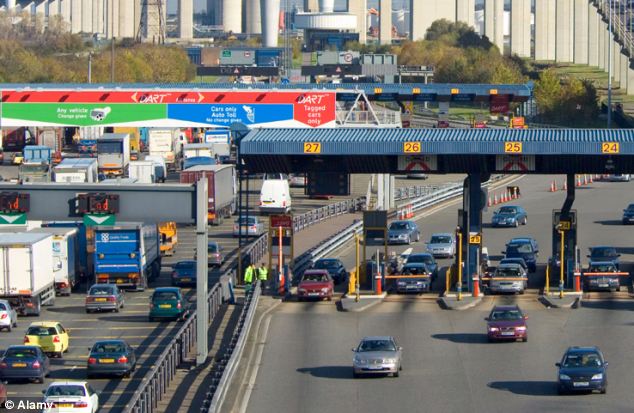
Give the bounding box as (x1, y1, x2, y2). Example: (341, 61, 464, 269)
(93, 223, 161, 291)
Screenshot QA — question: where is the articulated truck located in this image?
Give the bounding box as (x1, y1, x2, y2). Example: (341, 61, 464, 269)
(93, 223, 161, 291)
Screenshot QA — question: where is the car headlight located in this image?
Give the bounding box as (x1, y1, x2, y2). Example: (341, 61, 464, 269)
(298, 288, 306, 293)
(397, 281, 406, 286)
(416, 281, 424, 285)
(559, 374, 571, 380)
(384, 358, 398, 364)
(399, 234, 407, 239)
(591, 373, 603, 380)
(354, 357, 366, 364)
(488, 327, 499, 332)
(515, 326, 526, 331)
(321, 287, 330, 293)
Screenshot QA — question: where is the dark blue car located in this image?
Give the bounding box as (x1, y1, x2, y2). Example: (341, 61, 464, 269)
(588, 246, 620, 270)
(405, 253, 438, 281)
(504, 238, 538, 273)
(171, 261, 196, 287)
(313, 258, 348, 284)
(0, 345, 50, 383)
(622, 203, 634, 224)
(491, 205, 528, 227)
(557, 346, 607, 394)
(396, 263, 432, 293)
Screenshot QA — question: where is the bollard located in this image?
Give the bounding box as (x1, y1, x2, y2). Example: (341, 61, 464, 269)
(559, 280, 564, 299)
(574, 272, 581, 292)
(375, 274, 382, 294)
(348, 270, 357, 295)
(472, 274, 479, 297)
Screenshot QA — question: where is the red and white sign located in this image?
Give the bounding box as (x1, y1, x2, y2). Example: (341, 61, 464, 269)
(490, 94, 511, 114)
(495, 155, 535, 172)
(398, 155, 438, 172)
(270, 214, 293, 229)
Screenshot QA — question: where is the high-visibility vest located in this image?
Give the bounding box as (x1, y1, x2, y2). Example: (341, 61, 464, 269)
(258, 267, 268, 281)
(244, 266, 254, 283)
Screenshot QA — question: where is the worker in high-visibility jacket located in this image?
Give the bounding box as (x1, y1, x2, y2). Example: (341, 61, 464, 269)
(244, 264, 255, 293)
(257, 263, 268, 281)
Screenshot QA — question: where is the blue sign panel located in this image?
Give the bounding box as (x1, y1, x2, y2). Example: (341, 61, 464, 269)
(168, 104, 294, 126)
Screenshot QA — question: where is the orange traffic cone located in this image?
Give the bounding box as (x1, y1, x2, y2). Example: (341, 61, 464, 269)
(563, 180, 567, 190)
(550, 181, 557, 192)
(488, 196, 492, 207)
(576, 176, 581, 187)
(589, 174, 593, 183)
(494, 193, 499, 205)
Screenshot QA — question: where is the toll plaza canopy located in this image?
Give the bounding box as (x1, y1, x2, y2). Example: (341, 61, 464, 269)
(240, 128, 634, 174)
(0, 82, 532, 103)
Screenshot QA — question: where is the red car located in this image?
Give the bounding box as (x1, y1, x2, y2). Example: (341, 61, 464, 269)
(485, 305, 528, 342)
(297, 269, 334, 301)
(0, 380, 6, 407)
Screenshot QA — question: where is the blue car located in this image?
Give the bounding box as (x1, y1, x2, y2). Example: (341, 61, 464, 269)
(313, 258, 348, 284)
(557, 346, 607, 394)
(622, 203, 634, 224)
(504, 238, 538, 273)
(0, 345, 50, 383)
(387, 220, 420, 245)
(588, 246, 620, 270)
(171, 260, 196, 287)
(396, 263, 432, 293)
(491, 205, 528, 227)
(405, 253, 438, 281)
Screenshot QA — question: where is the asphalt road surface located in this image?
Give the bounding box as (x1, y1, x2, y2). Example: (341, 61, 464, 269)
(244, 174, 634, 413)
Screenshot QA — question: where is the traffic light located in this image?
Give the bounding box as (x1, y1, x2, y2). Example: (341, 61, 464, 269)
(0, 192, 29, 213)
(77, 193, 120, 214)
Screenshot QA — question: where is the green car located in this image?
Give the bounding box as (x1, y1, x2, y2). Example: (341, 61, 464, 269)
(148, 287, 188, 322)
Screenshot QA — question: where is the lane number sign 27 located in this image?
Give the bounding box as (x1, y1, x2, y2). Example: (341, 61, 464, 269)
(303, 142, 321, 154)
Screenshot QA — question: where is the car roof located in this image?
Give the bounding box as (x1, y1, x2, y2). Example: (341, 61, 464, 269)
(491, 305, 521, 311)
(430, 232, 453, 238)
(566, 346, 601, 353)
(304, 269, 329, 274)
(409, 253, 432, 258)
(90, 283, 117, 287)
(590, 246, 615, 250)
(92, 339, 127, 345)
(361, 336, 394, 341)
(501, 257, 525, 262)
(497, 263, 522, 269)
(28, 322, 61, 327)
(5, 345, 41, 349)
(47, 381, 88, 387)
(154, 287, 181, 292)
(499, 205, 520, 209)
(509, 237, 534, 243)
(589, 260, 616, 265)
(391, 220, 413, 224)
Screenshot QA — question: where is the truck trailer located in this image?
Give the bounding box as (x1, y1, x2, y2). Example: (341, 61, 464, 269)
(53, 158, 99, 183)
(93, 223, 161, 291)
(42, 221, 93, 283)
(0, 233, 56, 316)
(29, 227, 79, 296)
(180, 165, 237, 225)
(128, 160, 156, 183)
(19, 145, 52, 183)
(97, 133, 130, 177)
(148, 129, 179, 172)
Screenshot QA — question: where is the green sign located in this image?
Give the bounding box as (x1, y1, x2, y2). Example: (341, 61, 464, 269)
(222, 50, 232, 57)
(83, 214, 116, 227)
(0, 213, 27, 225)
(2, 103, 166, 127)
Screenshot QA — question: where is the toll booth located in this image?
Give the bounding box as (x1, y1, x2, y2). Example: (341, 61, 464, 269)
(551, 209, 578, 289)
(362, 211, 388, 291)
(268, 214, 294, 293)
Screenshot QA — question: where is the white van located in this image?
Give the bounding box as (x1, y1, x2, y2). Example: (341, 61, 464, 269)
(144, 155, 167, 183)
(259, 174, 291, 213)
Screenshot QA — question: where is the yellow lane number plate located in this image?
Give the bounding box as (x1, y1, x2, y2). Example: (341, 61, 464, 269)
(601, 142, 619, 154)
(504, 142, 522, 153)
(469, 234, 481, 244)
(303, 142, 321, 154)
(403, 142, 421, 153)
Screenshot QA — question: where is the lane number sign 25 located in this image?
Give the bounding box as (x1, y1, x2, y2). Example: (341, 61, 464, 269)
(504, 142, 522, 153)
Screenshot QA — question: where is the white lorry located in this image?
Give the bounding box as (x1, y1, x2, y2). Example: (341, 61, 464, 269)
(183, 143, 214, 160)
(29, 228, 79, 296)
(129, 160, 156, 183)
(0, 233, 56, 316)
(53, 158, 99, 183)
(148, 129, 180, 172)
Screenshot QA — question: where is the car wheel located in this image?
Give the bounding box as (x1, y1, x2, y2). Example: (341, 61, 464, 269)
(601, 386, 607, 394)
(393, 371, 399, 378)
(523, 217, 527, 225)
(352, 371, 359, 379)
(557, 386, 566, 395)
(12, 319, 17, 328)
(406, 235, 411, 245)
(327, 296, 332, 301)
(415, 233, 420, 242)
(6, 324, 10, 333)
(124, 371, 131, 378)
(57, 351, 63, 359)
(36, 375, 44, 384)
(87, 373, 94, 380)
(522, 337, 528, 343)
(514, 220, 519, 228)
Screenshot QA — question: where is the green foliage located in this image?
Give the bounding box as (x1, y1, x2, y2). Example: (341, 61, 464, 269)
(534, 69, 599, 125)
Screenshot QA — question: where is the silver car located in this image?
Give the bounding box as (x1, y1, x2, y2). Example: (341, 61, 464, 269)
(426, 232, 456, 258)
(233, 216, 264, 237)
(488, 263, 527, 295)
(85, 284, 125, 313)
(0, 299, 18, 332)
(352, 336, 402, 378)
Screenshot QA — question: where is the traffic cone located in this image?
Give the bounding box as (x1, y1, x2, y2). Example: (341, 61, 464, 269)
(583, 174, 588, 185)
(494, 193, 499, 205)
(549, 181, 556, 192)
(563, 180, 567, 190)
(488, 196, 492, 207)
(502, 191, 507, 203)
(589, 174, 593, 183)
(576, 176, 581, 187)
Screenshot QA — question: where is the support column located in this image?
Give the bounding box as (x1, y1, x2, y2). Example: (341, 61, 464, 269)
(195, 178, 209, 366)
(598, 19, 606, 70)
(379, 0, 391, 45)
(555, 0, 574, 63)
(70, 0, 81, 33)
(93, 0, 103, 35)
(304, 0, 318, 11)
(573, 0, 588, 64)
(35, 1, 46, 17)
(410, 0, 455, 41)
(604, 20, 610, 72)
(48, 0, 60, 19)
(535, 0, 556, 60)
(627, 61, 634, 95)
(620, 52, 628, 92)
(464, 173, 484, 293)
(588, 2, 599, 67)
(484, 0, 504, 52)
(119, 0, 135, 38)
(456, 0, 475, 28)
(613, 40, 621, 84)
(178, 0, 193, 39)
(511, 0, 531, 58)
(349, 0, 367, 44)
(81, 0, 93, 33)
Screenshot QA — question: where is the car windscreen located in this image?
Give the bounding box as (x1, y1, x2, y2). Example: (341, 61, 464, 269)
(302, 273, 328, 282)
(589, 265, 616, 272)
(489, 310, 523, 320)
(153, 292, 178, 301)
(4, 348, 38, 358)
(26, 326, 57, 336)
(389, 222, 409, 230)
(236, 217, 256, 225)
(46, 385, 86, 397)
(495, 268, 522, 278)
(89, 286, 115, 296)
(207, 243, 218, 253)
(506, 244, 533, 254)
(0, 303, 7, 311)
(92, 343, 126, 353)
(407, 255, 432, 264)
(430, 235, 452, 244)
(562, 352, 602, 368)
(403, 266, 427, 275)
(591, 248, 617, 259)
(498, 207, 517, 214)
(315, 260, 339, 269)
(174, 262, 195, 269)
(358, 339, 396, 352)
(501, 259, 525, 267)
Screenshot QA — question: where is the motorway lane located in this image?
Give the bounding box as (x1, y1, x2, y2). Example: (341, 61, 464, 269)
(245, 174, 634, 413)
